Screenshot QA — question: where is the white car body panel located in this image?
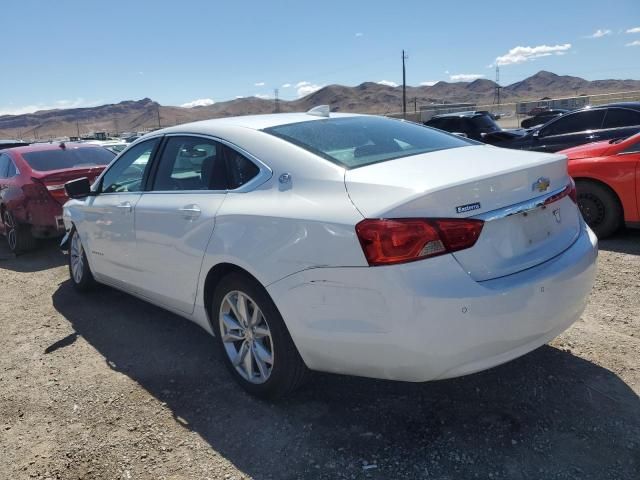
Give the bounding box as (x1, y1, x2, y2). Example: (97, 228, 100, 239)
(62, 112, 599, 383)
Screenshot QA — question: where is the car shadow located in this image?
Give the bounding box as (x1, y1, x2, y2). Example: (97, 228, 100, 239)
(598, 228, 640, 255)
(0, 238, 66, 272)
(51, 281, 640, 479)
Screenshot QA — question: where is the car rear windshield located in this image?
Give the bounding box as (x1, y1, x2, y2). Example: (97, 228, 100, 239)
(264, 116, 474, 168)
(21, 147, 115, 171)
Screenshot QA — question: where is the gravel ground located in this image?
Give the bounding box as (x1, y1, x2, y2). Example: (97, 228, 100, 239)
(0, 231, 639, 480)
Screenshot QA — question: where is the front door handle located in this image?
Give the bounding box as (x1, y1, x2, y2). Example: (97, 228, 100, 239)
(116, 201, 132, 213)
(179, 204, 201, 219)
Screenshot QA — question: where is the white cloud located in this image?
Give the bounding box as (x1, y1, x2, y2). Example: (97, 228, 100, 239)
(254, 82, 265, 87)
(420, 81, 437, 86)
(377, 80, 398, 87)
(444, 70, 450, 74)
(235, 96, 244, 99)
(626, 27, 640, 33)
(281, 83, 291, 88)
(295, 81, 324, 97)
(0, 98, 102, 116)
(254, 93, 270, 99)
(588, 29, 612, 38)
(355, 32, 364, 37)
(626, 40, 640, 47)
(180, 98, 214, 108)
(449, 73, 485, 82)
(495, 43, 572, 66)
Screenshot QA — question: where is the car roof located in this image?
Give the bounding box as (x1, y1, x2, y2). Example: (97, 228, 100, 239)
(597, 102, 640, 111)
(6, 142, 107, 155)
(430, 111, 485, 119)
(157, 112, 362, 135)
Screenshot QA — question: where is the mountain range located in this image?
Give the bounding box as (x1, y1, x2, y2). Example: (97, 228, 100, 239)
(2, 71, 640, 140)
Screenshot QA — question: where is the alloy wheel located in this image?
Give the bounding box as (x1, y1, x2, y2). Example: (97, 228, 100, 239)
(70, 231, 85, 284)
(4, 212, 17, 251)
(219, 290, 274, 384)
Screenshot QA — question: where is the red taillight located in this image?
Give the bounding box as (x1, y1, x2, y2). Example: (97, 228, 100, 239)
(355, 218, 484, 266)
(542, 179, 577, 206)
(30, 177, 69, 205)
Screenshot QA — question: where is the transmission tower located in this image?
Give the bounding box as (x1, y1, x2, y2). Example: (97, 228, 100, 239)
(402, 50, 408, 118)
(274, 88, 280, 113)
(493, 65, 501, 106)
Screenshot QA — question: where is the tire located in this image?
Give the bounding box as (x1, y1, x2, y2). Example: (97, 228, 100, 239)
(576, 180, 623, 239)
(212, 272, 307, 399)
(3, 210, 37, 254)
(68, 228, 96, 292)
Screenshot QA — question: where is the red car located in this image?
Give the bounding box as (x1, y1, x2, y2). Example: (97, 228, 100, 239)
(561, 132, 640, 238)
(0, 143, 115, 253)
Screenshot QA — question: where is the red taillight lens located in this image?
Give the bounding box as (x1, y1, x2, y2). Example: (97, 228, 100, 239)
(355, 218, 484, 266)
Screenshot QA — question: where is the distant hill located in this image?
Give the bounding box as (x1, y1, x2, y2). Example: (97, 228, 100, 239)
(1, 71, 639, 139)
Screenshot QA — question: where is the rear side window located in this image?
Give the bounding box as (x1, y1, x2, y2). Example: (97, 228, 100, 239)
(0, 154, 9, 178)
(542, 110, 606, 136)
(21, 146, 115, 172)
(603, 108, 640, 129)
(225, 147, 260, 189)
(265, 116, 472, 169)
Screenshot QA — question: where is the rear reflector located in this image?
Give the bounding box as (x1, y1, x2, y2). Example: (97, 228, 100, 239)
(356, 218, 484, 266)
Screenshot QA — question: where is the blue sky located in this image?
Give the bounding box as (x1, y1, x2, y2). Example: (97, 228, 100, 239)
(1, 0, 639, 114)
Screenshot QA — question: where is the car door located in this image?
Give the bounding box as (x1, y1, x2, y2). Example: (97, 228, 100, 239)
(534, 109, 606, 152)
(132, 135, 231, 314)
(81, 137, 160, 287)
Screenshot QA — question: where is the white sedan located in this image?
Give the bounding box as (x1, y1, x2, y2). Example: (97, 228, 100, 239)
(61, 108, 598, 398)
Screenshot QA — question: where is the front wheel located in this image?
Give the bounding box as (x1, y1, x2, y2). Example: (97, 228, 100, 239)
(212, 272, 307, 399)
(69, 229, 96, 292)
(576, 180, 623, 239)
(3, 210, 37, 254)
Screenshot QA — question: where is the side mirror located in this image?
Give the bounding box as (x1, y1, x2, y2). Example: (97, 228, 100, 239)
(65, 177, 92, 199)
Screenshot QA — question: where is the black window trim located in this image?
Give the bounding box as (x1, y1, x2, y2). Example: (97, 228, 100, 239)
(141, 133, 272, 194)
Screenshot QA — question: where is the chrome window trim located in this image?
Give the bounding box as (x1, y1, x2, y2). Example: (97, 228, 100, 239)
(473, 185, 569, 222)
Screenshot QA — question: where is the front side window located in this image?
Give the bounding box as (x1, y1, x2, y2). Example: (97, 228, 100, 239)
(265, 116, 472, 169)
(101, 138, 159, 193)
(542, 110, 606, 136)
(602, 108, 640, 129)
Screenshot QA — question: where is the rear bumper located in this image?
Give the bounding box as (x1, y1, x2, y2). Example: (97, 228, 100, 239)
(267, 223, 598, 382)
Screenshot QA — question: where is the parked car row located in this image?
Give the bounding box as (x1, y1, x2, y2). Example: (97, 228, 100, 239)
(2, 108, 634, 398)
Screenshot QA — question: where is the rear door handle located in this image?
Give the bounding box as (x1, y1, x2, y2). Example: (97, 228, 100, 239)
(179, 204, 201, 219)
(116, 201, 132, 213)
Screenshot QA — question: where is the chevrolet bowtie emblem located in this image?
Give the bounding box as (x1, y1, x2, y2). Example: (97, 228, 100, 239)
(532, 177, 551, 193)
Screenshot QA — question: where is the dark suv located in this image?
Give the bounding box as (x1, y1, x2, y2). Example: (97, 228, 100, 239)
(501, 103, 640, 152)
(424, 111, 501, 142)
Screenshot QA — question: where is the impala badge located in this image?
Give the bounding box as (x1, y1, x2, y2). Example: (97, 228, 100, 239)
(532, 177, 551, 193)
(553, 208, 561, 223)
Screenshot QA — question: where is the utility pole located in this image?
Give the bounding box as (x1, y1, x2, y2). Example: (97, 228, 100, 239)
(414, 97, 417, 114)
(274, 88, 280, 113)
(157, 107, 161, 129)
(493, 65, 501, 107)
(76, 121, 80, 138)
(113, 117, 119, 137)
(402, 50, 408, 119)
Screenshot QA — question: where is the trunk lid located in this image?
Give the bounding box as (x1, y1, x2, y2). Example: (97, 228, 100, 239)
(345, 145, 581, 281)
(32, 166, 106, 204)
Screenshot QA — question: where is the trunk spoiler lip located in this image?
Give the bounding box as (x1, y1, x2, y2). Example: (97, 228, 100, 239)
(472, 183, 572, 222)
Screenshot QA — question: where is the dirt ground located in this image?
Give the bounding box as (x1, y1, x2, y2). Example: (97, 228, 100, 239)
(0, 231, 639, 480)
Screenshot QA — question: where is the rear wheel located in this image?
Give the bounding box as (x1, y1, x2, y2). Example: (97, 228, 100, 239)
(212, 272, 307, 399)
(69, 229, 96, 292)
(576, 180, 623, 239)
(3, 210, 37, 254)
